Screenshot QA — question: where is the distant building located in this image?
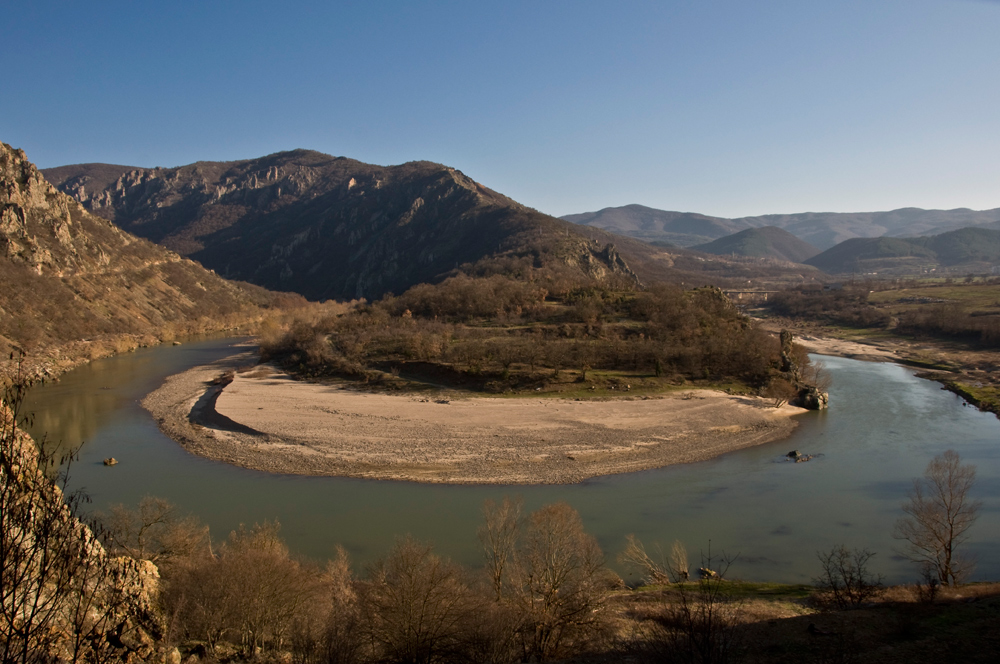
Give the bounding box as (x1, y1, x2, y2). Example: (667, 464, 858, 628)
(992, 266, 1000, 275)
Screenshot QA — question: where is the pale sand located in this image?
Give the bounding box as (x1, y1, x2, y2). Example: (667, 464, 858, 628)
(793, 334, 899, 362)
(141, 352, 804, 484)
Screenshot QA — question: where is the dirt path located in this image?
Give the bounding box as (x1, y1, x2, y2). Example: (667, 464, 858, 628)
(141, 353, 804, 484)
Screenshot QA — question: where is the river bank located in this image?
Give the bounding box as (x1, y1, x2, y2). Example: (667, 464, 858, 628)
(760, 321, 1000, 419)
(141, 350, 804, 484)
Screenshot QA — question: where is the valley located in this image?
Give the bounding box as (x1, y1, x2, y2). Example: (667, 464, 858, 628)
(7, 138, 1000, 663)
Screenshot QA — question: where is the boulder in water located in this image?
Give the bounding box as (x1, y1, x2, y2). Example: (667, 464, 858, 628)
(795, 386, 829, 410)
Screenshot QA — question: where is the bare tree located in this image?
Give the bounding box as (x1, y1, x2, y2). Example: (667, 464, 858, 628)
(479, 496, 522, 601)
(101, 496, 209, 571)
(479, 501, 612, 662)
(893, 450, 981, 585)
(165, 521, 318, 657)
(511, 503, 609, 661)
(290, 546, 364, 664)
(360, 535, 473, 664)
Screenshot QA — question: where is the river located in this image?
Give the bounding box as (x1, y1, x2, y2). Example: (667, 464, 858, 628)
(24, 337, 1000, 585)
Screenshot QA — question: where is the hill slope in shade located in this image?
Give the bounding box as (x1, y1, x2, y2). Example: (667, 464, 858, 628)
(563, 205, 1000, 250)
(46, 151, 647, 300)
(804, 227, 1000, 274)
(46, 152, 822, 298)
(693, 226, 821, 263)
(1, 141, 278, 360)
(923, 227, 1000, 266)
(561, 204, 750, 247)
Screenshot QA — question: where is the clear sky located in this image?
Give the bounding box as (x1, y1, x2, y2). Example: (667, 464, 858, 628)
(3, 0, 999, 218)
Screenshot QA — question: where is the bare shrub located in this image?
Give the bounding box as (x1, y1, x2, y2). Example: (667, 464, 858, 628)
(100, 496, 209, 571)
(814, 545, 885, 609)
(622, 549, 744, 664)
(620, 536, 690, 586)
(620, 534, 672, 586)
(762, 377, 797, 408)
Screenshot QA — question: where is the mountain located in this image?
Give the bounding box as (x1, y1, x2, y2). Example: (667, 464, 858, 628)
(561, 205, 750, 247)
(804, 227, 1000, 274)
(563, 205, 1000, 250)
(693, 227, 821, 263)
(46, 151, 824, 299)
(46, 151, 651, 301)
(925, 227, 1000, 266)
(1, 141, 278, 363)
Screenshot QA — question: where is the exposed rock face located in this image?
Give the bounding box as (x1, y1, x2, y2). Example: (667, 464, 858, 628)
(45, 150, 641, 300)
(1, 141, 275, 358)
(1, 405, 162, 661)
(795, 386, 829, 410)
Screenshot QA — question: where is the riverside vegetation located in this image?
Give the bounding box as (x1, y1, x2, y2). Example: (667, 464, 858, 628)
(258, 274, 824, 406)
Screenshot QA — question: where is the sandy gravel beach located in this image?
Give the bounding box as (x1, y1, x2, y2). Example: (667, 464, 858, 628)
(141, 353, 804, 484)
(792, 334, 899, 362)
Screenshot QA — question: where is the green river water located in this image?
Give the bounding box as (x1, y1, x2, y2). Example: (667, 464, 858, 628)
(24, 336, 1000, 584)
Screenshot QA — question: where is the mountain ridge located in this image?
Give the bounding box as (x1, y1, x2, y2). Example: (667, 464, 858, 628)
(1, 141, 281, 365)
(804, 226, 1000, 274)
(46, 151, 822, 299)
(563, 204, 1000, 250)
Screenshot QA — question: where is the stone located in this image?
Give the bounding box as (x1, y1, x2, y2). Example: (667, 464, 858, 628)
(795, 386, 829, 410)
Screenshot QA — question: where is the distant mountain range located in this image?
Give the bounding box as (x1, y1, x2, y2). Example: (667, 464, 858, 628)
(563, 204, 1000, 250)
(45, 151, 817, 299)
(804, 227, 1000, 275)
(0, 141, 274, 359)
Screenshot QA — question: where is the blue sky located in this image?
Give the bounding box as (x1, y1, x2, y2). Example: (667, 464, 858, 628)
(3, 0, 998, 218)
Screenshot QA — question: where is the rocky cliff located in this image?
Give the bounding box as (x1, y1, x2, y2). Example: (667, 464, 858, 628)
(46, 150, 644, 300)
(1, 141, 281, 364)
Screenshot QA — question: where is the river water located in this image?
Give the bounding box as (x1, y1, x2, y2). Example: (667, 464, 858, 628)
(24, 337, 1000, 584)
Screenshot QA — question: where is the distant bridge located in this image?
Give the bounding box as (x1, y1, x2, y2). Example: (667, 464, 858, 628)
(723, 290, 780, 303)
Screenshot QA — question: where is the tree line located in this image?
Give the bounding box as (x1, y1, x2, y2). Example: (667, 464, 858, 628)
(261, 275, 796, 393)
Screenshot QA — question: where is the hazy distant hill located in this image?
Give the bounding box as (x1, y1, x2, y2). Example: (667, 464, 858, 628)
(46, 152, 822, 299)
(562, 205, 750, 247)
(1, 141, 276, 358)
(693, 227, 820, 263)
(804, 227, 1000, 274)
(563, 205, 1000, 250)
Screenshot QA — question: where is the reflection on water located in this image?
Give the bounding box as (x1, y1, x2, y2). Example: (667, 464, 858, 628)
(25, 342, 1000, 584)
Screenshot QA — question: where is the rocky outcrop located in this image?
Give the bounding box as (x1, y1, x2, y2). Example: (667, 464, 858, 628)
(794, 385, 829, 410)
(771, 329, 829, 410)
(1, 403, 162, 662)
(1, 141, 278, 360)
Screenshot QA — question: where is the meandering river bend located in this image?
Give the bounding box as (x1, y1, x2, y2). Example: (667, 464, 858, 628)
(25, 337, 1000, 584)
